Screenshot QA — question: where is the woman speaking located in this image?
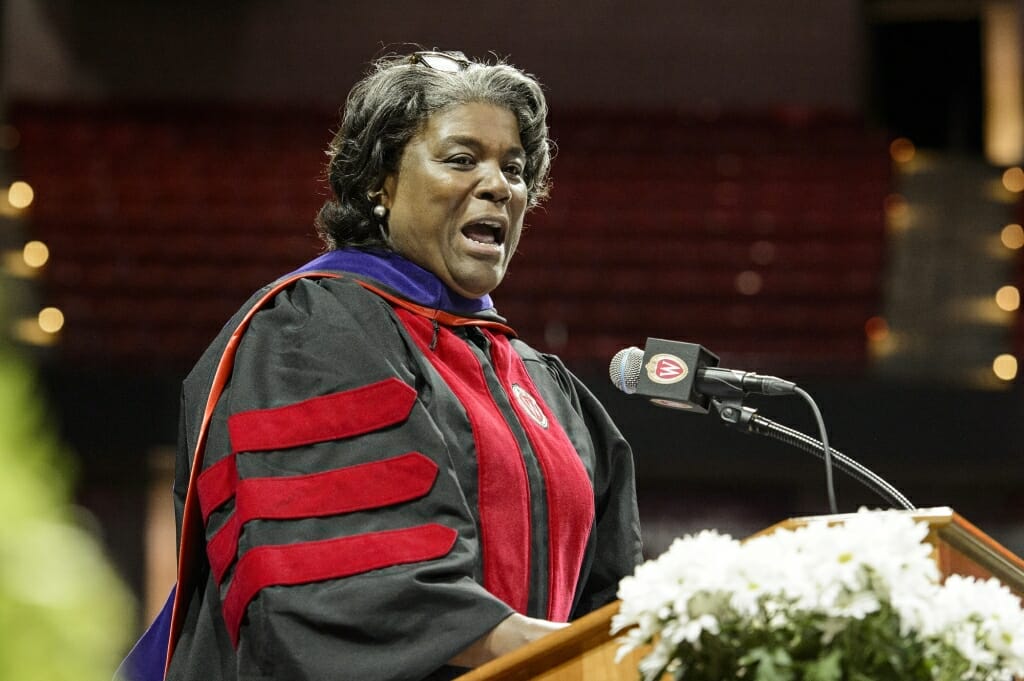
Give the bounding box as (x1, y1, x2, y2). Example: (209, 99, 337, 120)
(165, 50, 642, 681)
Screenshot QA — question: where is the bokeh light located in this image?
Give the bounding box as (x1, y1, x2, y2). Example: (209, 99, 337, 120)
(865, 316, 890, 342)
(7, 181, 34, 209)
(22, 241, 49, 268)
(1002, 167, 1024, 192)
(37, 307, 64, 334)
(884, 193, 910, 229)
(889, 137, 916, 163)
(1001, 223, 1024, 249)
(735, 270, 763, 295)
(993, 354, 1018, 381)
(995, 285, 1020, 312)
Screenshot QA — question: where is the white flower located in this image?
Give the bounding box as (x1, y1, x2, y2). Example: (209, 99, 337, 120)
(635, 641, 671, 679)
(927, 575, 1024, 675)
(614, 509, 1024, 680)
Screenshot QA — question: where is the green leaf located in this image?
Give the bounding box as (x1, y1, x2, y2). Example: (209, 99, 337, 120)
(803, 649, 842, 681)
(739, 646, 795, 681)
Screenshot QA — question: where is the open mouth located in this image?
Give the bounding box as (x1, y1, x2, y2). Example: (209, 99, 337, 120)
(461, 220, 506, 247)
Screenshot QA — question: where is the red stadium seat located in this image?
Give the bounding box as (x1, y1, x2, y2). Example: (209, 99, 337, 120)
(12, 103, 890, 375)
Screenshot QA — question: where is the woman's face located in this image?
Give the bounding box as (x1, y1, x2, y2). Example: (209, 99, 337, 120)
(381, 102, 529, 299)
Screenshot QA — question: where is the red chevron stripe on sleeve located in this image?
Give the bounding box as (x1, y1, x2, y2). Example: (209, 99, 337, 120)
(203, 453, 439, 583)
(197, 454, 236, 520)
(227, 377, 416, 453)
(222, 524, 458, 645)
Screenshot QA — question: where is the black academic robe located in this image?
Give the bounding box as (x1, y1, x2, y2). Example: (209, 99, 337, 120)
(166, 272, 642, 681)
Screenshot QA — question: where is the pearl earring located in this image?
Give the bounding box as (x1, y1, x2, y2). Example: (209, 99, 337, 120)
(372, 204, 388, 220)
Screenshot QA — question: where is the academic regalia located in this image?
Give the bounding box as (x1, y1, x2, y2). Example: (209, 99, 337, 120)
(165, 249, 642, 681)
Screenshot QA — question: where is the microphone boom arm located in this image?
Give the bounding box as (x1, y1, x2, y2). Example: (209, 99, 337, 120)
(711, 397, 915, 511)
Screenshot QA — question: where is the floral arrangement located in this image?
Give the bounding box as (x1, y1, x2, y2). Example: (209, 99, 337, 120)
(613, 510, 1024, 681)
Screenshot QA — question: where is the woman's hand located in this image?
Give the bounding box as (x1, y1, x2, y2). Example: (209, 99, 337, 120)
(448, 613, 569, 668)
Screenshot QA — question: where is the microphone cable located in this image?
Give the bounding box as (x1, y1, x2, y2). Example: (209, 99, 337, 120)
(795, 387, 837, 515)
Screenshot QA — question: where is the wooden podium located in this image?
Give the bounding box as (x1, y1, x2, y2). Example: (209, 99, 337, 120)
(456, 508, 1024, 681)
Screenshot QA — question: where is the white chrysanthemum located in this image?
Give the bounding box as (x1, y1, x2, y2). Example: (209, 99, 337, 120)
(615, 530, 739, 622)
(662, 611, 721, 646)
(635, 640, 672, 679)
(926, 575, 1024, 675)
(614, 509, 1024, 681)
(613, 530, 743, 658)
(732, 529, 808, 613)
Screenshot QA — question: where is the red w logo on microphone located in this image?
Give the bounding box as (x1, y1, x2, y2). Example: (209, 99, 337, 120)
(645, 354, 689, 385)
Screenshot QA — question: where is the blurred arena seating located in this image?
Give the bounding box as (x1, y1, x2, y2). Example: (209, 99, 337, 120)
(12, 104, 891, 374)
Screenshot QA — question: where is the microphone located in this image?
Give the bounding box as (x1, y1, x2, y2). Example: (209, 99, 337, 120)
(609, 339, 915, 512)
(609, 338, 797, 413)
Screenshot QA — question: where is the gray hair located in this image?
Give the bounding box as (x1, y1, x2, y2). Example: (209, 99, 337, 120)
(316, 51, 553, 250)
